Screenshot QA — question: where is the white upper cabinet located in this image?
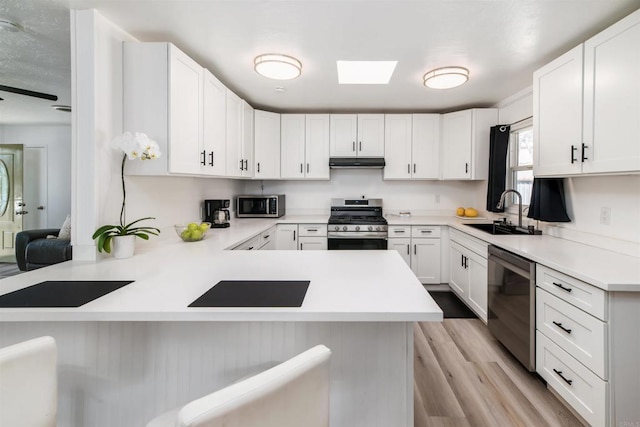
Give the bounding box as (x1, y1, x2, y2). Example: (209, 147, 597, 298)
(305, 114, 331, 179)
(225, 89, 243, 178)
(533, 45, 584, 176)
(226, 93, 253, 178)
(281, 114, 306, 179)
(384, 114, 440, 180)
(123, 42, 204, 176)
(254, 110, 281, 179)
(582, 10, 640, 174)
(441, 109, 497, 180)
(412, 114, 440, 179)
(202, 70, 227, 176)
(281, 114, 330, 179)
(383, 114, 412, 179)
(330, 114, 384, 157)
(535, 9, 640, 176)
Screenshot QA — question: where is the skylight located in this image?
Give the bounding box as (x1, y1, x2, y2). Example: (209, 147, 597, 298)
(336, 61, 398, 84)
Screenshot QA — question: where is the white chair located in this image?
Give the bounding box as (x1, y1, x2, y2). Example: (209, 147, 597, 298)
(0, 336, 57, 427)
(147, 344, 331, 427)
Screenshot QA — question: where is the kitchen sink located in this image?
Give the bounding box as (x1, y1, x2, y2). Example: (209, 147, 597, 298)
(464, 222, 541, 236)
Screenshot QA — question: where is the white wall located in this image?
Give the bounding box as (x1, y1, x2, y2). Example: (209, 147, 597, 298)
(495, 87, 640, 255)
(0, 124, 71, 228)
(243, 171, 483, 216)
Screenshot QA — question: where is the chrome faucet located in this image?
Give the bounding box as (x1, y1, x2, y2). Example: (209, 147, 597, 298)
(497, 189, 523, 228)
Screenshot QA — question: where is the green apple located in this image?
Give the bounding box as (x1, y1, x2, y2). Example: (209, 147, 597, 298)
(187, 222, 198, 231)
(181, 229, 191, 240)
(190, 229, 203, 240)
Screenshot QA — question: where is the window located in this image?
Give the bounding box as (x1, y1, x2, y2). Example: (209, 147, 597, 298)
(507, 118, 533, 207)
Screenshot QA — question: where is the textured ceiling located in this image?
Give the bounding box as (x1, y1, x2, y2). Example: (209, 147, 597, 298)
(1, 0, 639, 124)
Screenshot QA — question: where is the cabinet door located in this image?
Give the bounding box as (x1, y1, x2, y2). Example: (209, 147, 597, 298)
(275, 224, 298, 250)
(299, 237, 327, 250)
(388, 238, 411, 267)
(467, 255, 488, 322)
(383, 114, 412, 179)
(168, 45, 203, 175)
(441, 110, 472, 179)
(254, 110, 281, 179)
(449, 243, 468, 298)
(281, 114, 306, 179)
(582, 10, 640, 174)
(241, 101, 254, 177)
(357, 114, 385, 157)
(412, 238, 441, 284)
(202, 70, 226, 176)
(330, 114, 358, 157)
(305, 114, 330, 179)
(533, 45, 584, 176)
(411, 114, 440, 179)
(225, 90, 243, 177)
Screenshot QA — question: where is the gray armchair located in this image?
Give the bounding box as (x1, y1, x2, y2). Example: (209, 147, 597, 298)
(15, 229, 72, 271)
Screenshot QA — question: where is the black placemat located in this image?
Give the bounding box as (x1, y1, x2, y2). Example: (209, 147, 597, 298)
(189, 280, 310, 307)
(0, 281, 134, 308)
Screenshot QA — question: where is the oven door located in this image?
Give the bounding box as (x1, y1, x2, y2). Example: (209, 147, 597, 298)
(327, 236, 387, 250)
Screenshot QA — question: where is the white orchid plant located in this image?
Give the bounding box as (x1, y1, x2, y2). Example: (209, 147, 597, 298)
(92, 132, 162, 253)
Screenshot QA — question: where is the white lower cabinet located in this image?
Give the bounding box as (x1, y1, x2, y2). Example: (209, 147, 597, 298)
(231, 235, 260, 251)
(258, 226, 276, 250)
(535, 264, 640, 426)
(388, 225, 441, 284)
(448, 229, 488, 322)
(298, 224, 327, 250)
(275, 224, 298, 250)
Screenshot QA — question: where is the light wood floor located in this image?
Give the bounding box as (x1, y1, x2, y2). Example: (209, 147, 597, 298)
(414, 319, 584, 427)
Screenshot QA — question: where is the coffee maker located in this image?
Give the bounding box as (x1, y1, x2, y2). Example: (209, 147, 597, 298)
(203, 199, 231, 228)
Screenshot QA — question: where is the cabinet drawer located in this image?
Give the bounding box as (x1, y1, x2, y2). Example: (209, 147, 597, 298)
(536, 331, 607, 427)
(449, 228, 488, 258)
(537, 265, 607, 321)
(388, 226, 411, 236)
(298, 224, 327, 237)
(232, 235, 260, 250)
(536, 288, 607, 378)
(411, 225, 441, 238)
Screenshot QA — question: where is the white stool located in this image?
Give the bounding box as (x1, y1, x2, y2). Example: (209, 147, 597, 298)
(147, 344, 331, 427)
(0, 336, 57, 427)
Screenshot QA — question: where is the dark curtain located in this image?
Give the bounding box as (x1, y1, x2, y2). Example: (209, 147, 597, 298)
(527, 178, 571, 222)
(486, 125, 510, 212)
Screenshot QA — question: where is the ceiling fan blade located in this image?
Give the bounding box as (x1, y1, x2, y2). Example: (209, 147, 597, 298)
(0, 85, 58, 101)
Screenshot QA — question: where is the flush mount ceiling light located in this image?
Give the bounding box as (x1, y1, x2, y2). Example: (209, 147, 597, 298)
(337, 61, 397, 84)
(423, 66, 469, 89)
(0, 18, 21, 32)
(254, 54, 302, 80)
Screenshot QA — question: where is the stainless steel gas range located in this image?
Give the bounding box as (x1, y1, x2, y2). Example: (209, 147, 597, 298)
(327, 198, 388, 250)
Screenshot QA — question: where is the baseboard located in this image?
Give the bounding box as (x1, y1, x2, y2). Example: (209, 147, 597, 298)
(422, 284, 451, 292)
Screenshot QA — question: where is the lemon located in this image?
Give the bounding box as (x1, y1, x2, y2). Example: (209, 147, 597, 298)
(456, 207, 465, 216)
(464, 208, 478, 217)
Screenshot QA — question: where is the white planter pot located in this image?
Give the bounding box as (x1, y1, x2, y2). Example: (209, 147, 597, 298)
(112, 235, 136, 259)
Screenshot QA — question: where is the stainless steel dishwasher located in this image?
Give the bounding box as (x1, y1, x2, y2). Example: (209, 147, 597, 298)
(487, 245, 536, 371)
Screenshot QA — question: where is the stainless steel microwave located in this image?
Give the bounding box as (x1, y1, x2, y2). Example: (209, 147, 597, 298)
(236, 195, 285, 218)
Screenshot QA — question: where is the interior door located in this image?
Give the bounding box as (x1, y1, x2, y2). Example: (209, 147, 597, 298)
(23, 147, 47, 230)
(0, 144, 24, 259)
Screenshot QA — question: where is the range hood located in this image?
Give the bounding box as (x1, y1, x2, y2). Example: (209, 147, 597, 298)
(329, 157, 385, 169)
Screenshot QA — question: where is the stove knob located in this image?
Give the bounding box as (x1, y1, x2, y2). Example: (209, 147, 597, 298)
(376, 226, 381, 231)
(355, 226, 360, 231)
(368, 225, 373, 231)
(334, 225, 340, 231)
(343, 226, 348, 231)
